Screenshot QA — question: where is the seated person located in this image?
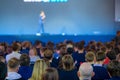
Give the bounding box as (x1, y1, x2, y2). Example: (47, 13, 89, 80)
(43, 49, 59, 68)
(78, 62, 94, 80)
(29, 47, 40, 64)
(0, 56, 7, 80)
(85, 51, 95, 65)
(18, 54, 32, 80)
(58, 54, 79, 80)
(92, 51, 110, 80)
(107, 60, 120, 80)
(5, 58, 23, 80)
(6, 43, 21, 62)
(29, 59, 48, 80)
(72, 42, 86, 70)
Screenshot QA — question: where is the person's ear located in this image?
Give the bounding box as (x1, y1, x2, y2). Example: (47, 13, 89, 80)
(77, 71, 80, 77)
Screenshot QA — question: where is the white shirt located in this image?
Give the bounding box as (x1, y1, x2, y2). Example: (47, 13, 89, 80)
(6, 72, 22, 80)
(6, 51, 21, 62)
(30, 56, 40, 64)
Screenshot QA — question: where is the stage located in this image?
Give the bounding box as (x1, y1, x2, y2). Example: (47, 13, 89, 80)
(0, 35, 115, 44)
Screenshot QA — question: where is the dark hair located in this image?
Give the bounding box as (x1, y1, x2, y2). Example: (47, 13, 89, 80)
(42, 68, 58, 80)
(8, 58, 20, 69)
(20, 54, 30, 66)
(12, 43, 20, 51)
(96, 51, 106, 61)
(34, 40, 42, 46)
(78, 42, 84, 50)
(107, 60, 120, 77)
(106, 50, 116, 60)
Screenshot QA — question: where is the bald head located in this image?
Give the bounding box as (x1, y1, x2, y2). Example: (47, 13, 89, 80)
(78, 62, 93, 79)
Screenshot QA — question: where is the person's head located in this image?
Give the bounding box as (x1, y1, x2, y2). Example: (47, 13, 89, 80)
(62, 54, 74, 71)
(12, 42, 20, 51)
(21, 41, 31, 49)
(8, 58, 20, 72)
(85, 52, 95, 63)
(34, 40, 42, 48)
(106, 50, 116, 61)
(40, 47, 47, 57)
(78, 62, 94, 80)
(59, 44, 67, 56)
(96, 51, 106, 62)
(107, 60, 120, 77)
(78, 42, 84, 50)
(20, 54, 30, 66)
(42, 68, 58, 80)
(29, 47, 37, 56)
(44, 49, 53, 60)
(40, 11, 45, 16)
(30, 59, 48, 80)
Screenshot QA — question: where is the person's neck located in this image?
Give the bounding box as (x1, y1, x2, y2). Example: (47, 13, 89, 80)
(80, 77, 91, 80)
(78, 50, 84, 53)
(8, 68, 17, 73)
(95, 61, 103, 65)
(88, 61, 94, 65)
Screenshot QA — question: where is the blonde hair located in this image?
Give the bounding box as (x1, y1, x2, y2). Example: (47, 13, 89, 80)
(62, 54, 74, 71)
(29, 59, 48, 80)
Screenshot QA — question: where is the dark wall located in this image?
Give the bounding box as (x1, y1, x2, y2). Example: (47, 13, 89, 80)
(0, 0, 117, 35)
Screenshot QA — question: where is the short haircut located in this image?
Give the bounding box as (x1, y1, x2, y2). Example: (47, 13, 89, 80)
(12, 43, 20, 51)
(79, 62, 93, 79)
(42, 68, 58, 80)
(8, 58, 20, 69)
(34, 40, 42, 46)
(20, 54, 30, 66)
(107, 60, 120, 77)
(44, 49, 53, 60)
(106, 50, 116, 60)
(78, 42, 84, 50)
(96, 51, 106, 61)
(62, 54, 74, 71)
(85, 52, 95, 62)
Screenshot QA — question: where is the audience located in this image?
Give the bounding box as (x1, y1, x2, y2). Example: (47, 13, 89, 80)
(6, 58, 23, 80)
(42, 67, 58, 80)
(29, 59, 48, 80)
(0, 32, 120, 80)
(78, 62, 94, 80)
(18, 54, 32, 80)
(107, 60, 120, 80)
